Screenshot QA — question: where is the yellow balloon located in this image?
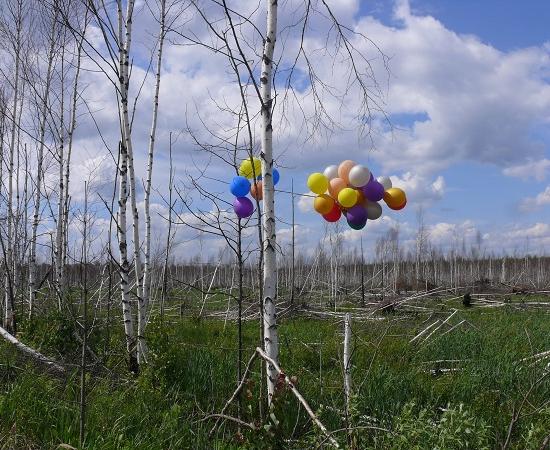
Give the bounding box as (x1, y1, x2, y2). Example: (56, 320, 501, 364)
(239, 160, 253, 178)
(307, 172, 329, 195)
(338, 188, 358, 208)
(252, 157, 261, 177)
(239, 157, 262, 178)
(314, 194, 334, 214)
(383, 187, 406, 208)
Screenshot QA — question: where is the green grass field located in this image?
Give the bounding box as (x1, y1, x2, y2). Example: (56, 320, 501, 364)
(1, 297, 549, 449)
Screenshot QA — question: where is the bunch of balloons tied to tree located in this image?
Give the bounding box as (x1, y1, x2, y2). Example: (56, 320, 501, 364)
(230, 156, 280, 219)
(306, 160, 406, 230)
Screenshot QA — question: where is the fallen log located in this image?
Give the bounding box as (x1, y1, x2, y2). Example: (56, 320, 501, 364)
(0, 325, 65, 375)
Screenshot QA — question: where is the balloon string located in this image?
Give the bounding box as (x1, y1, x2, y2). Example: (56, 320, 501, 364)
(274, 188, 316, 198)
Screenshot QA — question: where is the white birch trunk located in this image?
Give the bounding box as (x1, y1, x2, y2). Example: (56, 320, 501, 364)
(118, 0, 147, 364)
(29, 8, 58, 317)
(4, 2, 22, 332)
(62, 14, 86, 279)
(115, 0, 141, 370)
(12, 84, 24, 311)
(0, 324, 65, 374)
(142, 0, 166, 342)
(55, 48, 66, 301)
(260, 0, 279, 404)
(117, 142, 138, 372)
(343, 313, 352, 418)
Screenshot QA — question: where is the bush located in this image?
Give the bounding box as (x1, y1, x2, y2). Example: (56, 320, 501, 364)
(374, 402, 492, 450)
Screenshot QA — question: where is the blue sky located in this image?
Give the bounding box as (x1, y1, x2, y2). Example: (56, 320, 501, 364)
(411, 0, 550, 240)
(361, 0, 550, 51)
(68, 0, 550, 260)
(272, 0, 550, 257)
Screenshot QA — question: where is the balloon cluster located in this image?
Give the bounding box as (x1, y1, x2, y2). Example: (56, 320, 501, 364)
(230, 157, 280, 219)
(306, 160, 406, 230)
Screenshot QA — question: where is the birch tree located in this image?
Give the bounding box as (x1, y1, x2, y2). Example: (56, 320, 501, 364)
(176, 0, 389, 403)
(28, 3, 60, 317)
(259, 0, 279, 404)
(1, 0, 25, 333)
(54, 5, 88, 299)
(142, 0, 169, 362)
(61, 0, 186, 370)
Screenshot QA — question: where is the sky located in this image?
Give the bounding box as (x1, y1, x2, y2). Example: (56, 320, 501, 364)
(62, 0, 550, 261)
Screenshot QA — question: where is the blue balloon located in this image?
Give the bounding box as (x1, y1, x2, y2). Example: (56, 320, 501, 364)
(256, 168, 280, 186)
(230, 176, 251, 197)
(273, 168, 280, 186)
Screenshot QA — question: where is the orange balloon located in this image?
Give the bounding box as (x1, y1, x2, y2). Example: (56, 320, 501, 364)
(390, 199, 407, 211)
(383, 187, 406, 208)
(328, 177, 347, 199)
(338, 160, 356, 184)
(251, 180, 263, 200)
(314, 194, 335, 214)
(355, 189, 366, 206)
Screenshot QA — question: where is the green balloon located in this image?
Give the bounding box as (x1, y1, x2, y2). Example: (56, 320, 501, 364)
(347, 219, 366, 230)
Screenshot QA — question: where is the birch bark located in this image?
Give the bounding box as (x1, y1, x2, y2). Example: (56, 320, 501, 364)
(142, 0, 167, 347)
(116, 0, 139, 372)
(54, 46, 66, 303)
(260, 0, 279, 404)
(343, 313, 352, 419)
(29, 7, 58, 317)
(62, 12, 87, 277)
(4, 0, 22, 332)
(117, 141, 138, 372)
(118, 0, 148, 364)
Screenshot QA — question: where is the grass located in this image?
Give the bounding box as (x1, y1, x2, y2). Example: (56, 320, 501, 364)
(1, 297, 549, 449)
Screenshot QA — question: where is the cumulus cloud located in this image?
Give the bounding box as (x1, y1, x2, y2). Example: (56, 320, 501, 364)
(486, 223, 550, 254)
(33, 0, 550, 259)
(505, 223, 550, 239)
(519, 186, 550, 212)
(390, 172, 445, 203)
(503, 159, 550, 182)
(428, 220, 478, 247)
(70, 155, 118, 202)
(297, 192, 315, 213)
(277, 225, 312, 246)
(356, 2, 550, 176)
(73, 0, 550, 184)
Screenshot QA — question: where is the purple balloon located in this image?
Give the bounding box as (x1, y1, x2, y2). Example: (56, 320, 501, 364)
(233, 197, 254, 218)
(362, 179, 385, 202)
(345, 205, 368, 226)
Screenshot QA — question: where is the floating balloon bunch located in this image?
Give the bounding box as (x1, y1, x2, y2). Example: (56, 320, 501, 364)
(306, 160, 406, 230)
(230, 157, 280, 219)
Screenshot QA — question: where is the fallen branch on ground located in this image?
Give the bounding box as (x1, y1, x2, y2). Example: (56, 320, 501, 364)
(0, 325, 65, 375)
(208, 346, 340, 448)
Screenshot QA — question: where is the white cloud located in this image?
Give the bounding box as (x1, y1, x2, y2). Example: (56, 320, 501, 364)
(25, 0, 550, 260)
(277, 225, 312, 246)
(503, 159, 550, 182)
(70, 155, 117, 202)
(354, 3, 550, 176)
(297, 192, 315, 213)
(390, 172, 445, 203)
(505, 223, 550, 239)
(520, 186, 550, 211)
(428, 220, 478, 247)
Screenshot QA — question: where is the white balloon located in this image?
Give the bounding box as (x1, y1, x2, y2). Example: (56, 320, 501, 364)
(377, 176, 392, 190)
(348, 165, 371, 187)
(323, 165, 339, 180)
(366, 202, 382, 220)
